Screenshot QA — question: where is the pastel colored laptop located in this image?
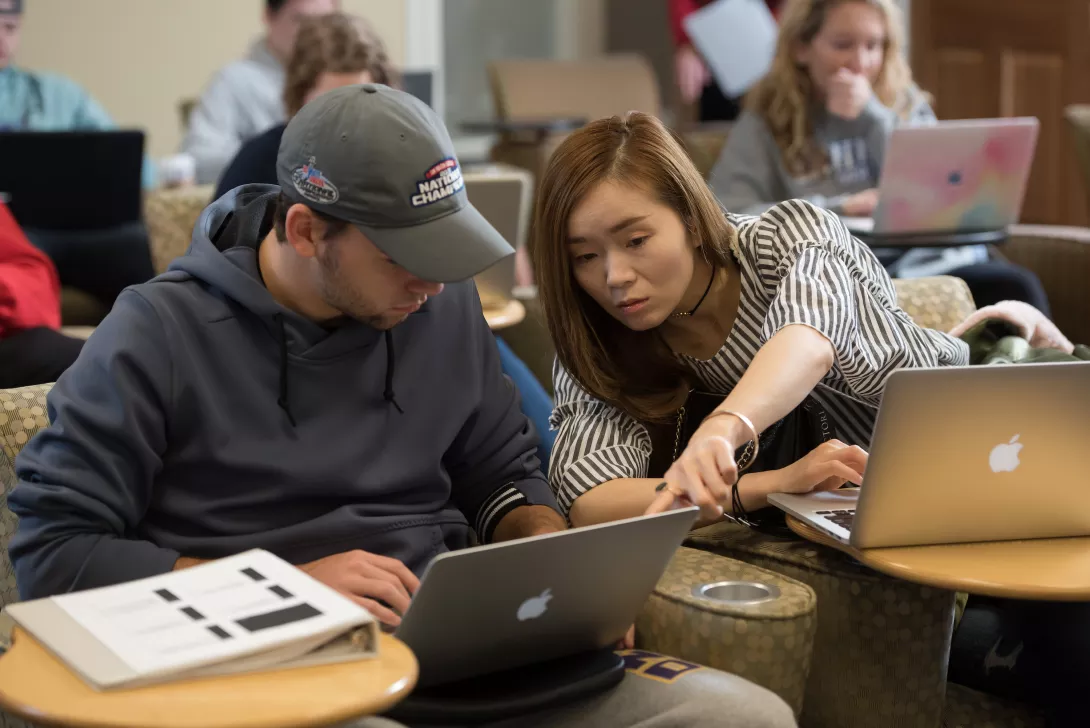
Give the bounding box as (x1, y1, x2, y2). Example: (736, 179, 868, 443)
(842, 117, 1039, 237)
(395, 507, 698, 687)
(768, 362, 1090, 549)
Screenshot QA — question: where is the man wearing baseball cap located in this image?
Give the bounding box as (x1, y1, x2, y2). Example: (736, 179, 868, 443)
(8, 86, 794, 727)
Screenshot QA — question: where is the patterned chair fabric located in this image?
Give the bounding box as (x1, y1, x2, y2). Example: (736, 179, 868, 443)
(892, 276, 976, 333)
(0, 384, 51, 728)
(687, 523, 956, 728)
(638, 546, 816, 717)
(143, 184, 215, 275)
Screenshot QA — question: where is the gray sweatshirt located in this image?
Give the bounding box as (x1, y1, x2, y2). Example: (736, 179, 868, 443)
(181, 38, 287, 185)
(709, 94, 989, 277)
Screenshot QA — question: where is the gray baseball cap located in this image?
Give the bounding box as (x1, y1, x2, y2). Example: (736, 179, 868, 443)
(276, 84, 514, 283)
(0, 0, 23, 15)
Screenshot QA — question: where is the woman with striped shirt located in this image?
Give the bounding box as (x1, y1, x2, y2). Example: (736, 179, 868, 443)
(533, 110, 969, 527)
(531, 110, 1084, 728)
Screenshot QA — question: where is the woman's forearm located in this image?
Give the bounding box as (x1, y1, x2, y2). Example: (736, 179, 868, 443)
(569, 478, 664, 527)
(710, 324, 835, 442)
(568, 473, 783, 528)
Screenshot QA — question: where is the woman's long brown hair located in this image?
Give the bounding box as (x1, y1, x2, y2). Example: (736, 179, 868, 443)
(531, 112, 738, 423)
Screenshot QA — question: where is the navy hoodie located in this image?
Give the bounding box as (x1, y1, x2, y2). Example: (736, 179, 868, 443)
(9, 186, 557, 600)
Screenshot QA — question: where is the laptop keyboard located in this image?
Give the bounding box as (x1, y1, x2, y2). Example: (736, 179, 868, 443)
(815, 509, 855, 532)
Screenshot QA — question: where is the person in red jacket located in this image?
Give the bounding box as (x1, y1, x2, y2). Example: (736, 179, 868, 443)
(0, 201, 84, 387)
(670, 0, 783, 121)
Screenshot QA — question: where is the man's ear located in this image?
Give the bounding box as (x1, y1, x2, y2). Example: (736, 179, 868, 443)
(284, 204, 320, 259)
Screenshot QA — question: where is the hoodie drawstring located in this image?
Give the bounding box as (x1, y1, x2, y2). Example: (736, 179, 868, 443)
(383, 329, 404, 414)
(273, 315, 401, 422)
(274, 314, 297, 427)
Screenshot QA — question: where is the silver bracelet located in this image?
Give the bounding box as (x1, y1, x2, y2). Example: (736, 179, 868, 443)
(702, 410, 759, 473)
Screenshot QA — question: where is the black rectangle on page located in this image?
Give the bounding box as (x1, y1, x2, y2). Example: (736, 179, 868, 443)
(155, 589, 179, 603)
(241, 568, 266, 582)
(236, 603, 322, 633)
(181, 606, 205, 621)
(207, 625, 231, 640)
(269, 585, 293, 599)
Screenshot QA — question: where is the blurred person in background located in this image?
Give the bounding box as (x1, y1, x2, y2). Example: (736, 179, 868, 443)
(670, 0, 784, 121)
(709, 0, 1049, 313)
(182, 0, 339, 185)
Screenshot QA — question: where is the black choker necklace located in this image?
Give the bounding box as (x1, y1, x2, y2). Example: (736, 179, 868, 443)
(671, 267, 715, 318)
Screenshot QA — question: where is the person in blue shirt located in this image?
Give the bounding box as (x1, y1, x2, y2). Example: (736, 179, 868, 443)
(0, 0, 155, 188)
(0, 0, 157, 310)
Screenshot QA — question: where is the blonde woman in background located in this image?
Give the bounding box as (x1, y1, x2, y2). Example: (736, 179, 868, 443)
(709, 0, 1050, 315)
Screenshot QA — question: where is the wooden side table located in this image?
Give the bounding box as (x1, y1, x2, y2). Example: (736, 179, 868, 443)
(787, 515, 1090, 601)
(484, 300, 526, 332)
(0, 628, 418, 728)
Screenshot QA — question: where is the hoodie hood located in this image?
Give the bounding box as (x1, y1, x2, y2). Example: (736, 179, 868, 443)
(169, 185, 400, 423)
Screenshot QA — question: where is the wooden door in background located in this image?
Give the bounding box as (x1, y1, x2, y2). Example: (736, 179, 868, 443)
(911, 0, 1090, 226)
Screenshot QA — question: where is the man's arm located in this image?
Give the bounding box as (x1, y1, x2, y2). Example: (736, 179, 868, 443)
(445, 286, 564, 543)
(8, 290, 178, 599)
(493, 505, 567, 542)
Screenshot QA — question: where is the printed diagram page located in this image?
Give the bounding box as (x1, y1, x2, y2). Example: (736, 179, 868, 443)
(52, 550, 371, 678)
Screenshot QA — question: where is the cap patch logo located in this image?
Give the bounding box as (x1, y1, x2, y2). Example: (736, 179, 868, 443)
(411, 157, 464, 208)
(291, 157, 340, 204)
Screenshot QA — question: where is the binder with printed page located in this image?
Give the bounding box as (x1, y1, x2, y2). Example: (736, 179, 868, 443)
(1, 549, 379, 690)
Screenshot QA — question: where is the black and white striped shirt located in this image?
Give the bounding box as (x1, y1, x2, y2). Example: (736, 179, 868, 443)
(548, 200, 970, 515)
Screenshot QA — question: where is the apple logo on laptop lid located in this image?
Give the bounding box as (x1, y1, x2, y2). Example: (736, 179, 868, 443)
(989, 434, 1023, 473)
(517, 589, 552, 621)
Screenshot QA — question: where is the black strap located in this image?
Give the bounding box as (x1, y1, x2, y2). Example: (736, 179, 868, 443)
(384, 649, 625, 726)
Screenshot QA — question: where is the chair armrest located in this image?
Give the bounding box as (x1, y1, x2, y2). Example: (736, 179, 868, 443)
(1004, 224, 1090, 344)
(637, 546, 816, 717)
(686, 522, 958, 727)
(144, 185, 215, 274)
(893, 275, 977, 332)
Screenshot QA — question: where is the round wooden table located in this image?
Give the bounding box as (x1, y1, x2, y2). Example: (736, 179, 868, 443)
(787, 515, 1090, 601)
(0, 629, 418, 728)
(483, 299, 526, 331)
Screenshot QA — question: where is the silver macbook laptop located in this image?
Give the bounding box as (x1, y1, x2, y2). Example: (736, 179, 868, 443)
(464, 165, 533, 308)
(395, 507, 698, 687)
(769, 362, 1090, 549)
(841, 117, 1039, 239)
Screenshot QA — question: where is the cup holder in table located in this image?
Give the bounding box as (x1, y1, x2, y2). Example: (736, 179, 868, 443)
(691, 581, 781, 606)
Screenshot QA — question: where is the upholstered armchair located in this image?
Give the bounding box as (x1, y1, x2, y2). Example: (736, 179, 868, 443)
(143, 184, 216, 275)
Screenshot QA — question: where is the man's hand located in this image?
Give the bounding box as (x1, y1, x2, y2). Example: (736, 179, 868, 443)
(493, 505, 567, 542)
(300, 550, 420, 627)
(826, 68, 873, 120)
